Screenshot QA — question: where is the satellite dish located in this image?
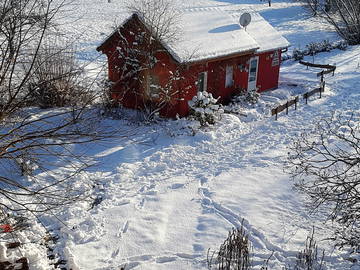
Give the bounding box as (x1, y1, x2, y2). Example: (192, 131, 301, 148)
(239, 13, 252, 28)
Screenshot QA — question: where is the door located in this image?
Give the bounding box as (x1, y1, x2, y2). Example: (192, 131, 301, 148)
(248, 56, 259, 91)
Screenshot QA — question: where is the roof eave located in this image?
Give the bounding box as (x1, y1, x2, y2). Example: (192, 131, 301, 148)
(96, 14, 136, 53)
(182, 47, 259, 65)
(256, 44, 291, 54)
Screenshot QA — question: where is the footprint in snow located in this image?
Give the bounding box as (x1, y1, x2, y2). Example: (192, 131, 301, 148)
(111, 248, 120, 258)
(135, 198, 145, 210)
(155, 256, 176, 263)
(170, 183, 184, 189)
(122, 220, 130, 233)
(117, 220, 130, 237)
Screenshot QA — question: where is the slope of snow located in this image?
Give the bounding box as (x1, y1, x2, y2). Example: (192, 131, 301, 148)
(49, 44, 360, 269)
(6, 0, 359, 269)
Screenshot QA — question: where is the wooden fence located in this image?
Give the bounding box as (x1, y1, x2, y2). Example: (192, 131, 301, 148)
(271, 96, 299, 120)
(271, 61, 336, 120)
(303, 81, 325, 104)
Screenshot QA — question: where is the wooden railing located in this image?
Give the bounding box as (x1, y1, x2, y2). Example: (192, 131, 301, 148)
(303, 81, 325, 104)
(272, 61, 336, 120)
(271, 96, 299, 120)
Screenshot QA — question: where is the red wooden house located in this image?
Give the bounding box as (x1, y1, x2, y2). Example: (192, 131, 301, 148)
(97, 7, 290, 118)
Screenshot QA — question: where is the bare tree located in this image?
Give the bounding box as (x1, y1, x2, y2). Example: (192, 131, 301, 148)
(287, 113, 360, 248)
(303, 0, 360, 44)
(0, 0, 117, 217)
(127, 0, 181, 46)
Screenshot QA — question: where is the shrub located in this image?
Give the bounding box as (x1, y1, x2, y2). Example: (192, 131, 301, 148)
(26, 43, 91, 108)
(208, 226, 329, 270)
(208, 225, 252, 270)
(291, 229, 325, 270)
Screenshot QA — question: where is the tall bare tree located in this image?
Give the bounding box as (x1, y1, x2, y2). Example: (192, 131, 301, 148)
(0, 0, 115, 217)
(304, 0, 360, 44)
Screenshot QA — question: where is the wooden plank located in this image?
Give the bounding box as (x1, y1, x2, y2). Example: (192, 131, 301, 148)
(288, 96, 299, 107)
(299, 61, 336, 70)
(317, 68, 336, 77)
(271, 96, 299, 118)
(7, 242, 21, 249)
(303, 88, 321, 100)
(271, 108, 277, 116)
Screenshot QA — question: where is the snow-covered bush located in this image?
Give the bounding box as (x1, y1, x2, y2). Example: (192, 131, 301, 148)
(188, 91, 223, 126)
(334, 40, 348, 50)
(290, 40, 348, 62)
(292, 48, 304, 61)
(245, 90, 260, 105)
(231, 90, 260, 106)
(306, 40, 332, 55)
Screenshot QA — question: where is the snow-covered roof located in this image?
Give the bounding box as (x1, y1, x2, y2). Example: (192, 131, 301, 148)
(98, 7, 290, 63)
(168, 8, 260, 63)
(229, 10, 290, 53)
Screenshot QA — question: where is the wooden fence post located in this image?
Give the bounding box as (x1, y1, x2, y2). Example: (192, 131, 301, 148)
(286, 101, 289, 115)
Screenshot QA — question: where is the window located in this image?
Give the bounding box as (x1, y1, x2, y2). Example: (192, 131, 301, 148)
(225, 65, 234, 88)
(197, 72, 208, 92)
(147, 74, 161, 98)
(272, 51, 280, 66)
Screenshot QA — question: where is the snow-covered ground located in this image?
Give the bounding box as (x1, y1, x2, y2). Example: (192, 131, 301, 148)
(4, 0, 360, 269)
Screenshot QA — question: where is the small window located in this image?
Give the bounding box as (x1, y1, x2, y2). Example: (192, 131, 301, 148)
(147, 74, 161, 98)
(272, 51, 280, 66)
(225, 65, 234, 88)
(197, 72, 208, 92)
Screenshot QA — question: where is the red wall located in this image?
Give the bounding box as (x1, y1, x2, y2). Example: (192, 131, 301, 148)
(256, 50, 281, 92)
(99, 16, 283, 118)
